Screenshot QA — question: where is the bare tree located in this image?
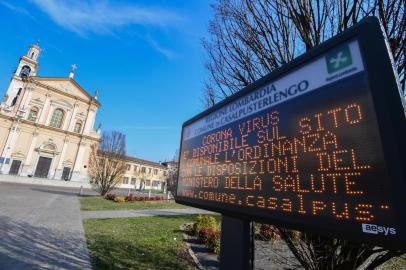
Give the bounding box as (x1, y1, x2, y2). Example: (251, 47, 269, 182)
(203, 0, 405, 107)
(133, 169, 147, 191)
(88, 131, 127, 196)
(164, 165, 178, 195)
(163, 150, 180, 195)
(203, 0, 405, 268)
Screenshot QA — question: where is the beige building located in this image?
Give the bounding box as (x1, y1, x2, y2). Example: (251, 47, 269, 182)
(119, 156, 168, 190)
(0, 44, 100, 182)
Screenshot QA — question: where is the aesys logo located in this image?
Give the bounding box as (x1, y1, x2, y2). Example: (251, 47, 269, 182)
(326, 45, 353, 74)
(362, 223, 396, 236)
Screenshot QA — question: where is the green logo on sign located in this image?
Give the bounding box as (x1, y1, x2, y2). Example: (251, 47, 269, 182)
(326, 45, 352, 74)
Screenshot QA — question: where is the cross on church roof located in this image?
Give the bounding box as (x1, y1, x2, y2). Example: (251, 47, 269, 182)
(71, 64, 78, 72)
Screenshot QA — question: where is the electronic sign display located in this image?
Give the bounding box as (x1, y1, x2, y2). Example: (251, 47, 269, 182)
(176, 18, 406, 249)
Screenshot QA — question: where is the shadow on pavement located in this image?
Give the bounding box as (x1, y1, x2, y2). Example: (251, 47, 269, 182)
(0, 215, 90, 270)
(30, 187, 81, 197)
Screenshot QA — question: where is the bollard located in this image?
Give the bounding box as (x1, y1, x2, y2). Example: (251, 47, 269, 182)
(79, 185, 83, 196)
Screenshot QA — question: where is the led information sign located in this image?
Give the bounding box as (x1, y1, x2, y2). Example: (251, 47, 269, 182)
(176, 18, 406, 249)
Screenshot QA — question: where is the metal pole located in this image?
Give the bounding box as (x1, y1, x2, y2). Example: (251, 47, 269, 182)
(220, 215, 254, 270)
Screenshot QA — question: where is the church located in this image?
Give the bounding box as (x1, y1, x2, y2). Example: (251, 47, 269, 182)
(0, 44, 101, 182)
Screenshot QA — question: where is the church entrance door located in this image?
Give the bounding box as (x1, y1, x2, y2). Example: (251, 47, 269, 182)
(34, 157, 52, 178)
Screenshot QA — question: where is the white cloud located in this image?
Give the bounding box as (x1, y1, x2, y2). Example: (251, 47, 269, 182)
(146, 37, 179, 60)
(29, 0, 182, 37)
(1, 1, 34, 19)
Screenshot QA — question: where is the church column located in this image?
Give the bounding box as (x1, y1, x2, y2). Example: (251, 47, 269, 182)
(53, 137, 69, 179)
(62, 108, 72, 131)
(39, 93, 52, 124)
(83, 109, 95, 135)
(68, 103, 79, 131)
(19, 85, 33, 112)
(0, 123, 20, 173)
(72, 142, 87, 180)
(21, 131, 39, 176)
(45, 103, 54, 125)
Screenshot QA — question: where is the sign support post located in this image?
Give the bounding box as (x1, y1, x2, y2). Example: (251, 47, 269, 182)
(220, 216, 254, 270)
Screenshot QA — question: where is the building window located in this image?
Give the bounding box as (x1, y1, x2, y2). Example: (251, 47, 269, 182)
(123, 177, 129, 184)
(145, 180, 151, 186)
(126, 164, 131, 171)
(50, 108, 64, 128)
(148, 168, 151, 174)
(27, 106, 39, 121)
(141, 167, 146, 173)
(133, 165, 138, 172)
(131, 178, 136, 185)
(152, 180, 160, 187)
(153, 169, 158, 175)
(74, 120, 82, 133)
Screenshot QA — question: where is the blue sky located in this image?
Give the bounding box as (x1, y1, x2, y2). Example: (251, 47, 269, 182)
(0, 0, 213, 162)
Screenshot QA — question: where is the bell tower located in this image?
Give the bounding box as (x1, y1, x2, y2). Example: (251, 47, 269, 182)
(1, 43, 40, 108)
(16, 43, 40, 78)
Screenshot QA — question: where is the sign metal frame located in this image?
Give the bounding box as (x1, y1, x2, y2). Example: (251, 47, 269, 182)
(175, 17, 406, 250)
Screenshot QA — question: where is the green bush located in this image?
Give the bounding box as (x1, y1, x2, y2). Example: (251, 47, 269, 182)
(114, 196, 126, 203)
(198, 227, 221, 255)
(207, 230, 221, 254)
(192, 215, 219, 236)
(105, 193, 116, 200)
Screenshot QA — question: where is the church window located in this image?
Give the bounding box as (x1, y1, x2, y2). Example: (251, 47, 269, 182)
(50, 108, 64, 128)
(74, 120, 82, 133)
(31, 52, 35, 59)
(28, 106, 39, 121)
(20, 65, 31, 78)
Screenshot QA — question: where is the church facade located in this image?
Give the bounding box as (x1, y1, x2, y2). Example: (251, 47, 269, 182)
(0, 44, 101, 182)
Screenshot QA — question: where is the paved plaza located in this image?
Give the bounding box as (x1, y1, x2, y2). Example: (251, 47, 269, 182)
(0, 181, 214, 269)
(0, 182, 91, 269)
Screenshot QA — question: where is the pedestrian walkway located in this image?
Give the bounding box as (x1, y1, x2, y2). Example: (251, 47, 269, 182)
(0, 182, 91, 270)
(82, 208, 214, 219)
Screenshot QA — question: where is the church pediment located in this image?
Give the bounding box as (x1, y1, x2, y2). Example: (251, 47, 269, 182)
(33, 77, 94, 102)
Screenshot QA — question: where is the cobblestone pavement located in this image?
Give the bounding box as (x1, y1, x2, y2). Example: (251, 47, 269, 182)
(82, 208, 214, 219)
(0, 182, 91, 270)
(255, 239, 303, 270)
